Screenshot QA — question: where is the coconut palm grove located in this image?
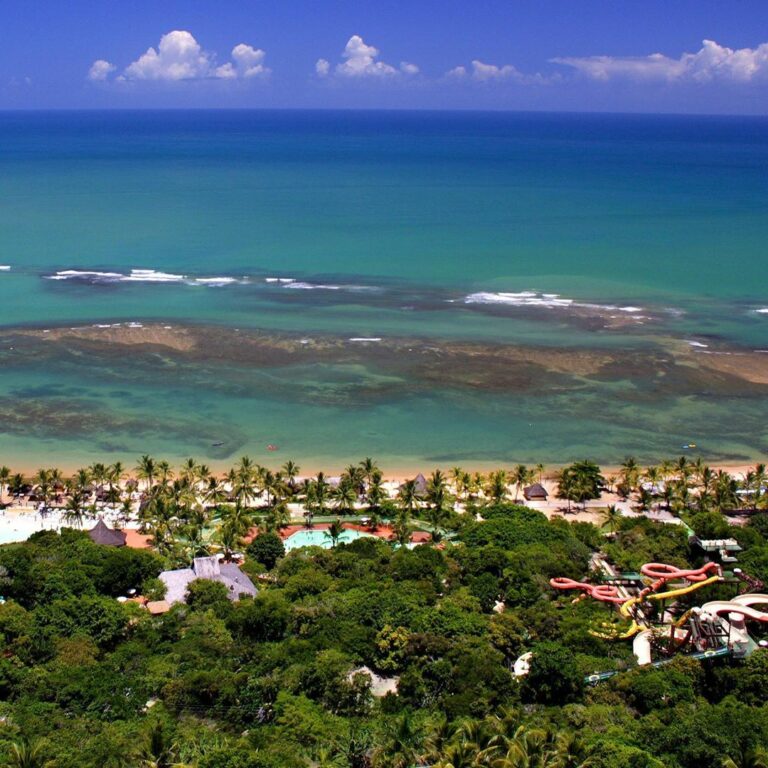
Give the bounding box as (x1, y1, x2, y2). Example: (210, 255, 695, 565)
(0, 455, 768, 766)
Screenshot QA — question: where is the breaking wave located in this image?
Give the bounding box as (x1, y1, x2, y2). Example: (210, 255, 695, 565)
(463, 291, 644, 314)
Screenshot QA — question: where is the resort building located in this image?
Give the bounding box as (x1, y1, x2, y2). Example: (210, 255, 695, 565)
(159, 555, 258, 605)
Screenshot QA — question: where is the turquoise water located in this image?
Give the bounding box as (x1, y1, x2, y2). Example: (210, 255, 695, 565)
(0, 111, 767, 470)
(283, 528, 376, 551)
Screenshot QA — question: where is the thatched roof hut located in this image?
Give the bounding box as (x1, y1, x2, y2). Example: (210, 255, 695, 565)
(523, 483, 548, 501)
(87, 519, 127, 547)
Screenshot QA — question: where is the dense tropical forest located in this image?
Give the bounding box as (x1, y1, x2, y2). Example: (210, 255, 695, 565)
(0, 457, 768, 767)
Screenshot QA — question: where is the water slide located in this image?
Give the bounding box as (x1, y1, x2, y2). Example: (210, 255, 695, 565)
(699, 592, 768, 622)
(634, 595, 768, 664)
(552, 563, 723, 638)
(593, 575, 722, 640)
(633, 627, 690, 665)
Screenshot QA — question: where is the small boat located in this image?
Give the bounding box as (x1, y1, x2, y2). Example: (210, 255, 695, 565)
(211, 441, 225, 447)
(266, 444, 279, 452)
(681, 443, 697, 450)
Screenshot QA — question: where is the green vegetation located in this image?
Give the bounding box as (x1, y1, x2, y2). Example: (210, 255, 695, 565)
(0, 457, 768, 766)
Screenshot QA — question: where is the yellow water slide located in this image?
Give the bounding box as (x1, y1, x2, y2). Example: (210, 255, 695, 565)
(592, 574, 722, 639)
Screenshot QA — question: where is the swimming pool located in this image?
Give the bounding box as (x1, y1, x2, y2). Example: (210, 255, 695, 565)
(283, 528, 378, 551)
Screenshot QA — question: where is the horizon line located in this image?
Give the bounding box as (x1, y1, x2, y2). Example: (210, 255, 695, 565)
(0, 105, 766, 119)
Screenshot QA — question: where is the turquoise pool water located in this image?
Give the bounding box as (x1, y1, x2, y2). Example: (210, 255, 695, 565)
(284, 528, 377, 551)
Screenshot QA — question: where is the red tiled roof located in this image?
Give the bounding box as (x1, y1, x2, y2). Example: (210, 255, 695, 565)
(124, 529, 153, 549)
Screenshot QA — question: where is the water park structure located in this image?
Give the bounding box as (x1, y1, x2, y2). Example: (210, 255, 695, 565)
(548, 560, 768, 675)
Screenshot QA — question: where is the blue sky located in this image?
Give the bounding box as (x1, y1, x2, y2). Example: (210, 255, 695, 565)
(2, 0, 768, 113)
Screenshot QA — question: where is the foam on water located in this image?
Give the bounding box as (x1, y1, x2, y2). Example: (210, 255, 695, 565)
(282, 281, 377, 293)
(285, 281, 341, 291)
(45, 268, 247, 287)
(46, 269, 125, 282)
(463, 291, 644, 314)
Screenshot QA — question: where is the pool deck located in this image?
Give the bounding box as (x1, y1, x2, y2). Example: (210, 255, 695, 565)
(245, 522, 432, 546)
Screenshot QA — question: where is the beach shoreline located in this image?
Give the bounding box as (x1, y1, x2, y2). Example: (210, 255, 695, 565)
(0, 457, 761, 484)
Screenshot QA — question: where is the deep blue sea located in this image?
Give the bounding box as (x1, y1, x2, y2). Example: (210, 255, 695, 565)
(0, 110, 766, 471)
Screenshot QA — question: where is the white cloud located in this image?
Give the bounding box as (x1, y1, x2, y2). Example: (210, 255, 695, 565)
(552, 39, 768, 83)
(446, 60, 547, 84)
(123, 30, 212, 81)
(318, 35, 419, 79)
(471, 60, 521, 81)
(88, 59, 116, 82)
(446, 65, 467, 79)
(90, 30, 269, 83)
(338, 35, 396, 77)
(230, 44, 270, 78)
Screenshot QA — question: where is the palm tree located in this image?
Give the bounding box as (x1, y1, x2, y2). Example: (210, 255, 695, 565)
(261, 469, 286, 509)
(216, 504, 254, 560)
(450, 467, 466, 502)
(6, 737, 54, 768)
(366, 510, 382, 532)
(325, 518, 346, 548)
(341, 464, 366, 497)
(333, 478, 358, 515)
(156, 461, 174, 488)
(70, 467, 91, 496)
(265, 499, 291, 532)
(359, 457, 380, 484)
(313, 746, 347, 768)
(722, 747, 768, 768)
(397, 479, 419, 516)
(282, 460, 300, 492)
(307, 472, 330, 516)
(713, 470, 738, 513)
(427, 469, 450, 513)
(373, 712, 422, 768)
(617, 457, 640, 498)
(183, 507, 211, 558)
(751, 463, 767, 509)
(553, 731, 595, 768)
(464, 472, 482, 503)
(64, 492, 87, 528)
(105, 462, 124, 504)
(204, 476, 227, 508)
(421, 714, 453, 767)
(510, 464, 533, 502)
(486, 470, 509, 505)
(365, 472, 386, 513)
(33, 468, 54, 506)
(135, 455, 157, 493)
(89, 462, 109, 497)
(392, 510, 414, 548)
(556, 468, 576, 513)
(0, 465, 10, 500)
(179, 458, 199, 485)
(9, 473, 25, 497)
(424, 472, 450, 534)
(599, 504, 623, 536)
(232, 464, 257, 513)
(138, 722, 186, 768)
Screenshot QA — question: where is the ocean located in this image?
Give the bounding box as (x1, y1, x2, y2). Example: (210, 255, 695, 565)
(0, 109, 767, 472)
